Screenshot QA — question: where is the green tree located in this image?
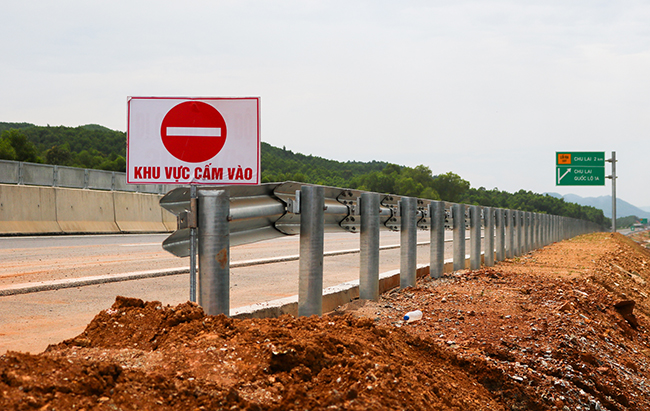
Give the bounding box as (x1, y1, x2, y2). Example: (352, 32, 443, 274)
(45, 145, 72, 165)
(0, 138, 16, 160)
(460, 187, 609, 227)
(419, 187, 440, 200)
(1, 129, 39, 162)
(97, 155, 126, 172)
(431, 172, 470, 202)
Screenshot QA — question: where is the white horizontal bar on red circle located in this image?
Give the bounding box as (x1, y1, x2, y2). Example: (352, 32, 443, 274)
(166, 127, 222, 137)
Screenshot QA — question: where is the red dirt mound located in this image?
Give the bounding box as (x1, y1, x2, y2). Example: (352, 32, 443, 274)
(2, 232, 650, 410)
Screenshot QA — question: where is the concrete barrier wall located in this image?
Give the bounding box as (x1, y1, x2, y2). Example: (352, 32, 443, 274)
(0, 161, 19, 184)
(0, 160, 178, 195)
(162, 207, 177, 231)
(0, 184, 172, 235)
(0, 184, 61, 234)
(23, 163, 54, 186)
(113, 191, 168, 232)
(55, 188, 120, 233)
(88, 170, 113, 190)
(56, 166, 86, 189)
(113, 174, 137, 192)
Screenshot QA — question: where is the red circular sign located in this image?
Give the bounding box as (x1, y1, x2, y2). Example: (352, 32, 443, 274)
(160, 101, 228, 163)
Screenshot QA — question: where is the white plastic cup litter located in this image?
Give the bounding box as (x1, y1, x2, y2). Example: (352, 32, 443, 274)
(403, 310, 423, 323)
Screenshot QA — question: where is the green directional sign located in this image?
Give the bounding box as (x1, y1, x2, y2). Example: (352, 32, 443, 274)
(556, 152, 605, 167)
(556, 166, 605, 186)
(556, 151, 606, 186)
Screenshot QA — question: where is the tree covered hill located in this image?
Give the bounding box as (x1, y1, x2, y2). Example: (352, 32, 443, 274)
(0, 122, 608, 226)
(260, 142, 387, 188)
(0, 122, 126, 171)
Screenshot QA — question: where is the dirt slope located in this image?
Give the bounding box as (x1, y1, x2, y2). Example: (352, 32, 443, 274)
(2, 232, 650, 410)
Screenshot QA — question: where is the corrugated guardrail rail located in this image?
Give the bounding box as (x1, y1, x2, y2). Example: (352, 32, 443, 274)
(160, 181, 602, 317)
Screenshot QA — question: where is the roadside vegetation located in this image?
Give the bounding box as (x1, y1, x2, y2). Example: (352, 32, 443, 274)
(0, 122, 609, 227)
(0, 122, 126, 171)
(616, 215, 647, 229)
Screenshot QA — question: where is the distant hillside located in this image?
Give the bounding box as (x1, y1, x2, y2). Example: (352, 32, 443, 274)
(546, 193, 650, 219)
(1, 122, 608, 226)
(0, 122, 34, 132)
(260, 142, 388, 188)
(0, 122, 127, 171)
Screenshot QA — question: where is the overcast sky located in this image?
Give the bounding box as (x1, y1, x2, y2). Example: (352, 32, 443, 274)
(2, 1, 649, 207)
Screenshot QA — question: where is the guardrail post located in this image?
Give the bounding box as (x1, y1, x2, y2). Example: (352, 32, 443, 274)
(530, 212, 539, 250)
(359, 192, 380, 301)
(524, 212, 529, 252)
(530, 213, 535, 250)
(520, 212, 526, 253)
(484, 207, 494, 266)
(453, 204, 466, 271)
(400, 196, 417, 288)
(520, 211, 530, 255)
(529, 212, 534, 251)
(495, 208, 505, 261)
(512, 211, 519, 255)
(565, 217, 569, 240)
(299, 185, 325, 316)
(535, 213, 540, 248)
(470, 205, 481, 270)
(521, 212, 527, 253)
(544, 214, 549, 246)
(198, 189, 230, 316)
(506, 209, 514, 258)
(544, 214, 551, 246)
(531, 213, 538, 250)
(564, 218, 567, 240)
(515, 211, 523, 256)
(429, 201, 445, 279)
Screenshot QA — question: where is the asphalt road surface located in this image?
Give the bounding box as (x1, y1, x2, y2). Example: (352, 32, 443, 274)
(0, 231, 460, 354)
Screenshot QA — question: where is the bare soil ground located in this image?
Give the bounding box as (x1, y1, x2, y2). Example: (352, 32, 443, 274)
(3, 232, 650, 410)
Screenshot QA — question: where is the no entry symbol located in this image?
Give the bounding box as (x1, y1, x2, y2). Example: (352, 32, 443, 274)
(160, 101, 228, 163)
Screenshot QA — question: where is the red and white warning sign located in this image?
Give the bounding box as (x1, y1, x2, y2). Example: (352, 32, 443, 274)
(127, 97, 260, 185)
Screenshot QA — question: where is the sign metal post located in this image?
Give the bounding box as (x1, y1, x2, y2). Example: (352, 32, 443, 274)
(607, 151, 617, 232)
(189, 184, 197, 302)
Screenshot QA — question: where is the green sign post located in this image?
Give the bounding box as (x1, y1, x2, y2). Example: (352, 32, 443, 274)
(556, 152, 605, 186)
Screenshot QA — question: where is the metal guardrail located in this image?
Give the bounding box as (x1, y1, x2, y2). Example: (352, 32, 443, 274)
(160, 182, 602, 317)
(0, 159, 183, 194)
